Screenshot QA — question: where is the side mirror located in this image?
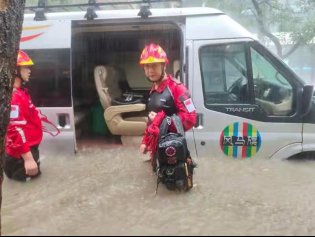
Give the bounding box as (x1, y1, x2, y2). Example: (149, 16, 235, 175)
(301, 85, 314, 117)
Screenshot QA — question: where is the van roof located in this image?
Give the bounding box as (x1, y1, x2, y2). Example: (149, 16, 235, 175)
(23, 7, 223, 21)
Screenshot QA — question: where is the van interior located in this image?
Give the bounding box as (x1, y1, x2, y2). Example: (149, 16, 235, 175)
(71, 21, 181, 148)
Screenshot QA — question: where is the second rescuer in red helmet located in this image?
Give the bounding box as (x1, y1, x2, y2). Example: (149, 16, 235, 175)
(139, 43, 197, 168)
(4, 50, 42, 181)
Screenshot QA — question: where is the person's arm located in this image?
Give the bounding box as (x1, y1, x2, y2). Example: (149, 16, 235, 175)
(173, 84, 197, 131)
(9, 93, 39, 176)
(21, 151, 39, 176)
(140, 126, 150, 154)
(6, 92, 31, 156)
(139, 110, 166, 154)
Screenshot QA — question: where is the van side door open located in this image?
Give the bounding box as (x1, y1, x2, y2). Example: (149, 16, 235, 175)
(192, 39, 305, 160)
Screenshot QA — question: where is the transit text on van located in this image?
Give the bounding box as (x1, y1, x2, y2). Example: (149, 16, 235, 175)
(225, 107, 255, 113)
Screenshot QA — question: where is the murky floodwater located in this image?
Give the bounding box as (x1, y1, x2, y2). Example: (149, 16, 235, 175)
(3, 145, 315, 236)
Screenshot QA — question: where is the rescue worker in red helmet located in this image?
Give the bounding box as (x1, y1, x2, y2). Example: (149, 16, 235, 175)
(4, 50, 43, 181)
(139, 43, 197, 169)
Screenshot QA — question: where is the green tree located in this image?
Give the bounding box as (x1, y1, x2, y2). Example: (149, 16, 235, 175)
(0, 0, 25, 233)
(204, 0, 315, 59)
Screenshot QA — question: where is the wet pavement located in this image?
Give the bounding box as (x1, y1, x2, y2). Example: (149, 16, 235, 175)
(3, 145, 315, 235)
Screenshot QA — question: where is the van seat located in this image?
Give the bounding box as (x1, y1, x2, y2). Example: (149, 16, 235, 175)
(94, 65, 147, 136)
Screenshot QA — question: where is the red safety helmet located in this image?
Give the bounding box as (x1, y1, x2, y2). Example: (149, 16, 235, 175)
(139, 43, 169, 65)
(17, 50, 34, 66)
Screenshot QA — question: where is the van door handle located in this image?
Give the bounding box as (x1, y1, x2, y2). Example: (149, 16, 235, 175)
(57, 113, 71, 129)
(194, 113, 203, 128)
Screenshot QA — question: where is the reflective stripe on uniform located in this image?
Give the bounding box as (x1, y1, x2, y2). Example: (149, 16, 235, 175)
(15, 127, 26, 143)
(10, 120, 27, 125)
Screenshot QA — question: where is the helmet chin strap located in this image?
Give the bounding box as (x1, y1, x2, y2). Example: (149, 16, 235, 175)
(22, 80, 28, 87)
(158, 64, 165, 82)
(16, 67, 28, 87)
(158, 65, 165, 82)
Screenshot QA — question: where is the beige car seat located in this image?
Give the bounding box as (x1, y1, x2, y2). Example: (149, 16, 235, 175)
(94, 65, 147, 136)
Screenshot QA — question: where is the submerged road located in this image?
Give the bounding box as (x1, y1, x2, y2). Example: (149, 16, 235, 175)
(3, 146, 315, 235)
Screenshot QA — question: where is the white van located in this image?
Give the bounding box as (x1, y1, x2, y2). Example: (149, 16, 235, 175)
(21, 6, 315, 160)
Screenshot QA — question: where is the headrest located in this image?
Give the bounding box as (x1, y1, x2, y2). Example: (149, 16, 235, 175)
(94, 66, 107, 86)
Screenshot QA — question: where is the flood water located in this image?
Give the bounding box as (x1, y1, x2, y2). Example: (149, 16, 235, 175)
(3, 145, 315, 236)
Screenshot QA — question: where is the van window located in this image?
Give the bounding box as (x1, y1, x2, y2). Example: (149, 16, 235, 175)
(27, 49, 71, 107)
(199, 43, 249, 106)
(251, 47, 293, 116)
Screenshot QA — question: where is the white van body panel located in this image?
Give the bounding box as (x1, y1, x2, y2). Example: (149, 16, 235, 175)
(38, 107, 76, 154)
(186, 15, 255, 40)
(21, 20, 71, 49)
(269, 143, 303, 160)
(302, 123, 315, 151)
(192, 110, 302, 159)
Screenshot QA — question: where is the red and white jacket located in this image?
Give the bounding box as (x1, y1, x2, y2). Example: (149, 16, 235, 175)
(142, 75, 197, 156)
(5, 87, 43, 159)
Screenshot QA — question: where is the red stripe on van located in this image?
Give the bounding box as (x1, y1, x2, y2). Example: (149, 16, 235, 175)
(20, 33, 44, 42)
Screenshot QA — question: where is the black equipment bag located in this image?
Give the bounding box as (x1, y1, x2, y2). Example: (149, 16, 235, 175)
(156, 115, 194, 191)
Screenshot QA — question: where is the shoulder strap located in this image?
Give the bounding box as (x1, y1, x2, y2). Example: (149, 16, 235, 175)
(159, 114, 185, 137)
(159, 116, 171, 137)
(171, 114, 184, 136)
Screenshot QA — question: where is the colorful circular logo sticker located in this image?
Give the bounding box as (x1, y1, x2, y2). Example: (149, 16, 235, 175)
(220, 122, 261, 158)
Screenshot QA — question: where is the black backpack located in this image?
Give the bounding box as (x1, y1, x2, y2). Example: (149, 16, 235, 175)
(156, 114, 194, 192)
